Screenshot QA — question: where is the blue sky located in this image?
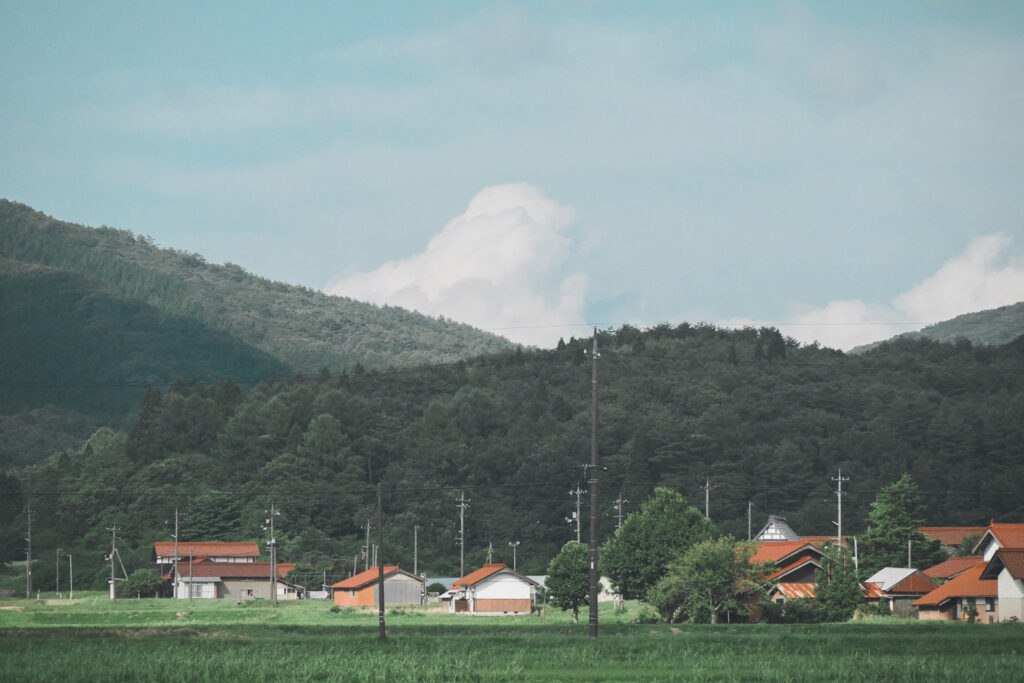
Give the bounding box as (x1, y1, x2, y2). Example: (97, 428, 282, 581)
(3, 1, 1023, 347)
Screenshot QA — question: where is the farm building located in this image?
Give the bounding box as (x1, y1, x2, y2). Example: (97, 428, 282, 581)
(448, 563, 537, 614)
(174, 560, 298, 600)
(330, 566, 425, 607)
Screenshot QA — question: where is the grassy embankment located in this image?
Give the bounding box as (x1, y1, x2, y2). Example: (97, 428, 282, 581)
(1, 596, 1022, 681)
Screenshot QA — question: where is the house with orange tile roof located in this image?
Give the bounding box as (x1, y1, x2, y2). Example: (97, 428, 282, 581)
(175, 560, 298, 600)
(329, 566, 425, 608)
(864, 568, 938, 615)
(154, 541, 264, 598)
(972, 523, 1024, 560)
(979, 548, 1024, 622)
(913, 562, 998, 622)
(448, 563, 538, 614)
(923, 556, 984, 582)
(919, 526, 986, 554)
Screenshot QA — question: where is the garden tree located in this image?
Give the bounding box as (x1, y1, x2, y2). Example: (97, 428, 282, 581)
(813, 542, 864, 622)
(601, 488, 713, 600)
(860, 475, 946, 575)
(124, 568, 164, 598)
(646, 536, 768, 623)
(545, 542, 589, 624)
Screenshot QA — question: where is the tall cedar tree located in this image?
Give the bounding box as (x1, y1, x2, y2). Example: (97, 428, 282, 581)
(600, 488, 713, 600)
(860, 474, 946, 575)
(813, 542, 864, 622)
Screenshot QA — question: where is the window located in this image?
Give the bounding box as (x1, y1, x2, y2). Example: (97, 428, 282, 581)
(986, 598, 996, 612)
(350, 590, 355, 597)
(190, 583, 204, 598)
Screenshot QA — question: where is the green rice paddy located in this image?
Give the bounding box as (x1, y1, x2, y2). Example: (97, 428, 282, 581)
(1, 596, 1021, 681)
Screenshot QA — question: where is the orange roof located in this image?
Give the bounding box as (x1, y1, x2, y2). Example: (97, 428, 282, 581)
(861, 582, 884, 600)
(920, 527, 986, 547)
(329, 566, 401, 590)
(154, 542, 261, 558)
(773, 583, 815, 599)
(180, 561, 294, 579)
(923, 556, 983, 580)
(769, 556, 820, 581)
(913, 562, 996, 606)
(889, 572, 938, 595)
(982, 549, 1024, 581)
(450, 563, 539, 588)
(751, 541, 809, 564)
(987, 524, 1024, 550)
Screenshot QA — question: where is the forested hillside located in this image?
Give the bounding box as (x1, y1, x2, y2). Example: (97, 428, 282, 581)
(0, 200, 511, 372)
(4, 324, 1022, 592)
(851, 301, 1024, 353)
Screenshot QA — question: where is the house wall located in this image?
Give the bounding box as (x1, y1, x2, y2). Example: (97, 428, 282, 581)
(333, 585, 376, 607)
(917, 605, 953, 621)
(475, 598, 532, 613)
(378, 574, 423, 605)
(475, 574, 532, 600)
(220, 579, 297, 601)
(998, 572, 1024, 622)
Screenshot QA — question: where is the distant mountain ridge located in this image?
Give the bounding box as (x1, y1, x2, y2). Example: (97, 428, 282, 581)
(0, 200, 513, 372)
(850, 302, 1024, 354)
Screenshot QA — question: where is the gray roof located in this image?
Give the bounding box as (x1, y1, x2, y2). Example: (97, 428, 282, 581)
(865, 567, 917, 591)
(756, 515, 800, 542)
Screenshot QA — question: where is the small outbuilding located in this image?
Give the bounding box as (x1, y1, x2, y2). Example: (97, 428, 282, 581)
(330, 566, 425, 607)
(449, 563, 537, 615)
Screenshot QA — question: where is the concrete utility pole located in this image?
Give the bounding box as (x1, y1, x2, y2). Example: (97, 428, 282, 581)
(567, 484, 585, 543)
(748, 501, 753, 540)
(457, 491, 470, 577)
(613, 493, 629, 530)
(56, 548, 64, 598)
(508, 541, 520, 571)
(24, 504, 32, 598)
(586, 325, 601, 640)
(701, 477, 713, 522)
(172, 508, 181, 599)
(377, 481, 385, 640)
(832, 469, 849, 547)
(364, 520, 371, 573)
(908, 536, 912, 569)
(414, 525, 420, 577)
(265, 503, 280, 605)
(107, 525, 125, 600)
(68, 554, 73, 600)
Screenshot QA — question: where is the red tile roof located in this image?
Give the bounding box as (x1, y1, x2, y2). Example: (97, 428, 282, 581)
(987, 524, 1024, 550)
(751, 541, 811, 564)
(179, 561, 293, 579)
(329, 566, 400, 590)
(773, 583, 816, 599)
(913, 562, 996, 606)
(923, 556, 983, 580)
(154, 542, 261, 558)
(919, 527, 986, 547)
(453, 563, 510, 588)
(983, 549, 1024, 580)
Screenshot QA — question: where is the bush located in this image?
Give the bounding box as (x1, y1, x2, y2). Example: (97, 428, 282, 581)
(782, 599, 826, 623)
(426, 582, 447, 594)
(329, 605, 340, 613)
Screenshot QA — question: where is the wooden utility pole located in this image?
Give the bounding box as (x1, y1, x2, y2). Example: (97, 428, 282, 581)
(173, 508, 180, 598)
(377, 481, 386, 640)
(24, 505, 32, 598)
(457, 491, 470, 577)
(587, 325, 601, 640)
(832, 469, 849, 547)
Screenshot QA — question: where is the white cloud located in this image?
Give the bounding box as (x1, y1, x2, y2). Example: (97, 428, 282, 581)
(326, 182, 588, 347)
(721, 234, 1024, 350)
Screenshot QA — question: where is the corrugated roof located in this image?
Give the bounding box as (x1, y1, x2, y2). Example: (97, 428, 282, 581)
(889, 572, 938, 595)
(919, 527, 986, 547)
(861, 582, 884, 599)
(179, 561, 294, 579)
(329, 566, 400, 590)
(768, 556, 820, 582)
(865, 567, 917, 591)
(773, 583, 816, 599)
(154, 542, 261, 558)
(923, 556, 983, 580)
(452, 563, 538, 588)
(913, 562, 996, 606)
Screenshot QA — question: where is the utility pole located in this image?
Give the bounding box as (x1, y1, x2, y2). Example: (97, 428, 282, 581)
(748, 501, 753, 541)
(172, 508, 181, 599)
(68, 554, 73, 600)
(107, 526, 127, 600)
(567, 484, 585, 543)
(908, 536, 912, 569)
(457, 491, 470, 577)
(613, 493, 629, 530)
(24, 504, 32, 598)
(377, 481, 385, 640)
(56, 548, 63, 598)
(414, 525, 420, 576)
(586, 325, 601, 640)
(363, 520, 371, 573)
(264, 503, 280, 605)
(508, 541, 520, 571)
(832, 469, 849, 547)
(700, 477, 713, 521)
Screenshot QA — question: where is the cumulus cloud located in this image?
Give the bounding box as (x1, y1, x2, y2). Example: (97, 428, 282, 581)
(722, 234, 1024, 350)
(326, 182, 588, 347)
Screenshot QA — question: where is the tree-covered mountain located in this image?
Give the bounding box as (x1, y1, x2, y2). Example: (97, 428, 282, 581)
(0, 199, 513, 464)
(5, 324, 1022, 592)
(0, 200, 511, 373)
(851, 301, 1024, 353)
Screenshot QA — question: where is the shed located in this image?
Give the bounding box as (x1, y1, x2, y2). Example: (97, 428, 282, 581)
(449, 563, 538, 615)
(330, 566, 425, 607)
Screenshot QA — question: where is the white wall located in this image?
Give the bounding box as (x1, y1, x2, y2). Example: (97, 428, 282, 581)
(475, 573, 531, 600)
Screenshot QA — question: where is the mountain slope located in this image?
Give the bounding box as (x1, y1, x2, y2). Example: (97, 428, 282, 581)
(851, 302, 1024, 353)
(0, 200, 513, 373)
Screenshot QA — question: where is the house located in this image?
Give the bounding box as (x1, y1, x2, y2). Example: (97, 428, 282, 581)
(920, 526, 987, 555)
(863, 568, 938, 615)
(923, 556, 984, 583)
(913, 562, 998, 622)
(175, 560, 298, 600)
(329, 566, 425, 608)
(154, 542, 263, 598)
(448, 563, 538, 614)
(978, 548, 1024, 622)
(972, 523, 1024, 560)
(756, 516, 801, 542)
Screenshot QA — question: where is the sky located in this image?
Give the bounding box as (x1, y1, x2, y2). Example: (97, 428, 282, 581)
(2, 1, 1024, 349)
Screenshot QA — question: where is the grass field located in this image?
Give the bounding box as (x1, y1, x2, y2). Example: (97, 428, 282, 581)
(1, 596, 1022, 681)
